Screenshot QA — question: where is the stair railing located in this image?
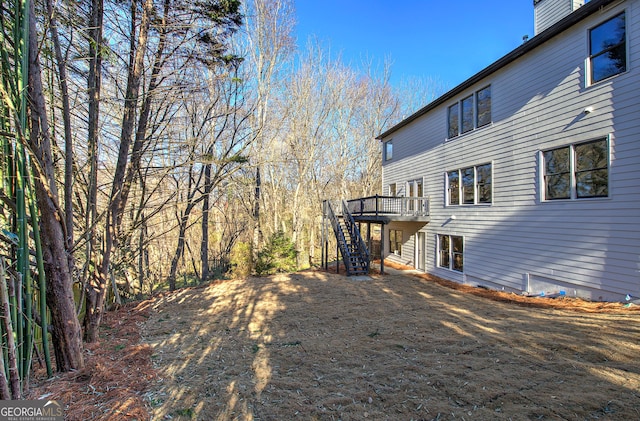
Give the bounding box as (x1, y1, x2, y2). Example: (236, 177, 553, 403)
(325, 201, 351, 272)
(341, 200, 370, 274)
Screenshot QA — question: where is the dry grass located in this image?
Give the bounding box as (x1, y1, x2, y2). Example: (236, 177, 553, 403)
(142, 268, 640, 420)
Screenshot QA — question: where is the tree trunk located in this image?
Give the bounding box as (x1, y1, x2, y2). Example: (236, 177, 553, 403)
(200, 163, 212, 282)
(46, 0, 75, 252)
(120, 0, 169, 215)
(85, 0, 153, 342)
(168, 204, 195, 291)
(28, 3, 84, 370)
(252, 166, 262, 262)
(138, 213, 147, 295)
(83, 0, 103, 311)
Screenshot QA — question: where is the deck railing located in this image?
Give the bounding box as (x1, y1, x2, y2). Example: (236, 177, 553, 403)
(346, 195, 429, 217)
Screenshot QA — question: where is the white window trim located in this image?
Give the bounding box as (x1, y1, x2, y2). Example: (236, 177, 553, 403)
(388, 183, 397, 197)
(539, 135, 611, 202)
(437, 234, 464, 273)
(445, 162, 493, 206)
(384, 140, 393, 161)
(585, 9, 629, 88)
(446, 85, 493, 141)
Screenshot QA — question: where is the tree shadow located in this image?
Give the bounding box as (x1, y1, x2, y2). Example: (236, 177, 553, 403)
(142, 270, 640, 420)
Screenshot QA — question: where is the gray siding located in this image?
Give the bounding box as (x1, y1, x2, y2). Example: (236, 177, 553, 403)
(535, 0, 585, 35)
(381, 0, 639, 301)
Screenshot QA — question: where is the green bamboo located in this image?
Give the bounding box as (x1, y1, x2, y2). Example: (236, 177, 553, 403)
(0, 0, 44, 392)
(0, 259, 21, 399)
(26, 171, 51, 376)
(0, 5, 20, 376)
(19, 147, 33, 385)
(13, 0, 30, 388)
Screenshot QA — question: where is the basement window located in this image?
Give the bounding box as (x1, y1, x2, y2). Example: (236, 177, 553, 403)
(389, 229, 402, 255)
(438, 234, 463, 272)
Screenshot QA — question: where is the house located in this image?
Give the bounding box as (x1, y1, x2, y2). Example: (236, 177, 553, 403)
(327, 0, 639, 301)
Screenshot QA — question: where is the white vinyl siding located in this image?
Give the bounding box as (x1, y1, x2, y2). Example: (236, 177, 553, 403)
(379, 1, 639, 300)
(534, 0, 585, 36)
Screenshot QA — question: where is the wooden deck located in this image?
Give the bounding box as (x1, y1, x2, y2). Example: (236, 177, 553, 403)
(345, 195, 430, 223)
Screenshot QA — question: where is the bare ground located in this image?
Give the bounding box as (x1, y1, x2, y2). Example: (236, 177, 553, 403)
(141, 268, 640, 420)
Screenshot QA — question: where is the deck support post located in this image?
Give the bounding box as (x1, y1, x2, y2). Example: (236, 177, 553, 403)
(366, 222, 371, 261)
(321, 201, 325, 270)
(380, 225, 385, 274)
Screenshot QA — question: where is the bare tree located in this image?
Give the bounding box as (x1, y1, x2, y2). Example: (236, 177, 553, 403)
(243, 0, 295, 257)
(168, 63, 253, 289)
(27, 0, 84, 371)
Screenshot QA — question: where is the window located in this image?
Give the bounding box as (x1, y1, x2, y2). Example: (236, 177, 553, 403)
(543, 147, 571, 199)
(476, 163, 492, 203)
(389, 183, 396, 196)
(448, 104, 459, 138)
(438, 234, 463, 272)
(543, 138, 608, 200)
(447, 86, 491, 138)
(589, 12, 626, 84)
(407, 179, 423, 211)
(476, 86, 492, 127)
(461, 95, 474, 133)
(384, 140, 393, 161)
(389, 229, 402, 255)
(576, 140, 608, 198)
(461, 167, 475, 204)
(447, 171, 460, 205)
(447, 163, 492, 205)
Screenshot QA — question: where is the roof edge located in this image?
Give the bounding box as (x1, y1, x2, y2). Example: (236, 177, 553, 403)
(376, 0, 619, 140)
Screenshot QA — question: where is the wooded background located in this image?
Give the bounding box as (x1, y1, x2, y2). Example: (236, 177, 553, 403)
(0, 0, 443, 389)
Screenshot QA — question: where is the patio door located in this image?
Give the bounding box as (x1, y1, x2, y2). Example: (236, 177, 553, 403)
(416, 232, 425, 271)
(407, 179, 423, 213)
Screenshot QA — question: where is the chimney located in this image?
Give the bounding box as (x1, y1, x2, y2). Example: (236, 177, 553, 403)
(534, 0, 586, 35)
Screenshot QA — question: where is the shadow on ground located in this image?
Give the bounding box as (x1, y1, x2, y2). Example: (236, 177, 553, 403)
(143, 270, 640, 420)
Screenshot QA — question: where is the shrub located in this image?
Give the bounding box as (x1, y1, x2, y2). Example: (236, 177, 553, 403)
(255, 231, 298, 276)
(230, 241, 252, 278)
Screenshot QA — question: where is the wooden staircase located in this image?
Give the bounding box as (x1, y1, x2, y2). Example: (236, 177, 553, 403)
(325, 201, 370, 276)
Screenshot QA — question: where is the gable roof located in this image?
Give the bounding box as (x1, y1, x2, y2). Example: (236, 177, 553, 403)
(376, 0, 619, 140)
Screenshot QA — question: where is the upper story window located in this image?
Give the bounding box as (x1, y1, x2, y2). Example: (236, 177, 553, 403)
(476, 86, 492, 127)
(389, 183, 397, 196)
(447, 163, 492, 205)
(407, 179, 424, 212)
(384, 140, 393, 161)
(589, 12, 626, 84)
(447, 86, 491, 139)
(461, 95, 474, 134)
(448, 104, 459, 138)
(543, 138, 609, 200)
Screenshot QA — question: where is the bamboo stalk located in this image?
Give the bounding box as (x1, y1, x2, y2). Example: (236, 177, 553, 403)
(27, 172, 51, 376)
(0, 259, 11, 399)
(0, 258, 20, 399)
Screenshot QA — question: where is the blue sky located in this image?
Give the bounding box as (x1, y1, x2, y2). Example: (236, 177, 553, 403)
(295, 1, 535, 90)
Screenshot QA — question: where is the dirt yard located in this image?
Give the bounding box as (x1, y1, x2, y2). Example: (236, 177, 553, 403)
(141, 269, 640, 420)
